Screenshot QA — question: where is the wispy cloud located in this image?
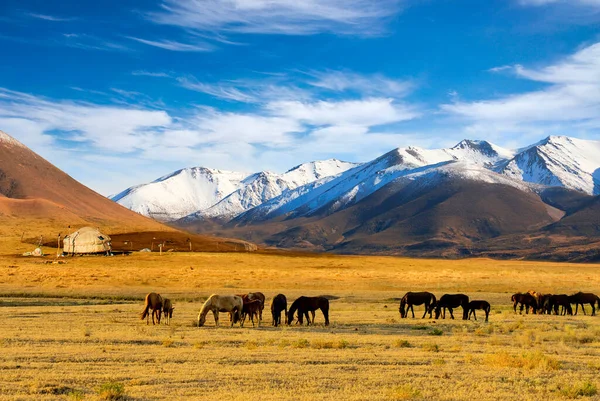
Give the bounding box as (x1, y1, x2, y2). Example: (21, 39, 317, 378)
(147, 0, 404, 36)
(305, 70, 414, 97)
(0, 86, 422, 194)
(127, 36, 214, 52)
(132, 70, 171, 78)
(442, 42, 600, 139)
(27, 13, 75, 22)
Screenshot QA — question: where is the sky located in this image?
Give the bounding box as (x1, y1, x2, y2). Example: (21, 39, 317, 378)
(1, 0, 599, 195)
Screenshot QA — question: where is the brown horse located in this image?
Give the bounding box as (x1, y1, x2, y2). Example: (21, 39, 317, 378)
(568, 292, 599, 316)
(271, 294, 287, 327)
(287, 296, 330, 326)
(241, 299, 262, 327)
(467, 300, 491, 322)
(399, 291, 436, 319)
(434, 294, 469, 320)
(512, 293, 537, 314)
(162, 298, 174, 325)
(140, 292, 163, 325)
(237, 292, 266, 321)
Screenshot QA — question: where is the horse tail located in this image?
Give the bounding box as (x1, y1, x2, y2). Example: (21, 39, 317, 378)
(140, 293, 150, 320)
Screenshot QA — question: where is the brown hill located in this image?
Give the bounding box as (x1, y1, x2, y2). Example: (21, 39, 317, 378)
(0, 130, 254, 253)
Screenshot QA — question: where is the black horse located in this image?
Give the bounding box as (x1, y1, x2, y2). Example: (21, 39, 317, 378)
(287, 296, 330, 326)
(545, 294, 573, 315)
(399, 291, 437, 319)
(568, 292, 599, 316)
(466, 300, 491, 322)
(434, 294, 469, 320)
(512, 293, 537, 314)
(270, 294, 287, 327)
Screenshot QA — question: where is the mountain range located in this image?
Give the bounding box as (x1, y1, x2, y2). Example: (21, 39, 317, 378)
(112, 135, 600, 261)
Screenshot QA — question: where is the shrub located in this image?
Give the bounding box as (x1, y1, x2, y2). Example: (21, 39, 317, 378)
(422, 343, 440, 353)
(96, 381, 126, 401)
(388, 384, 422, 400)
(557, 380, 597, 399)
(293, 338, 310, 349)
(428, 328, 443, 336)
(394, 339, 412, 348)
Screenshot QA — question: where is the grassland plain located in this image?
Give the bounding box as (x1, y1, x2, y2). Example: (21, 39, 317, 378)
(0, 251, 599, 400)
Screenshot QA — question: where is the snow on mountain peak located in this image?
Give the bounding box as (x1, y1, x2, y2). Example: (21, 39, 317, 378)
(112, 135, 600, 223)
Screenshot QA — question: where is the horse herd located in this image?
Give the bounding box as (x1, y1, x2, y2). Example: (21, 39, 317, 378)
(140, 290, 600, 327)
(511, 290, 600, 316)
(140, 292, 330, 327)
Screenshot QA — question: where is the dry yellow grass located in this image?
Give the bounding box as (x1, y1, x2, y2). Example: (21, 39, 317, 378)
(0, 251, 599, 400)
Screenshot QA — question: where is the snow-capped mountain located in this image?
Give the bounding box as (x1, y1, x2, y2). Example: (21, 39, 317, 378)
(110, 167, 249, 221)
(113, 136, 600, 224)
(499, 136, 600, 196)
(192, 159, 358, 219)
(112, 159, 357, 221)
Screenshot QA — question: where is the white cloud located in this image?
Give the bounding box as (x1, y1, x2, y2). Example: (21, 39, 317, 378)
(442, 41, 600, 130)
(148, 0, 403, 36)
(127, 37, 214, 52)
(176, 75, 310, 103)
(132, 70, 171, 78)
(306, 70, 414, 97)
(27, 13, 74, 22)
(267, 98, 419, 126)
(0, 86, 421, 195)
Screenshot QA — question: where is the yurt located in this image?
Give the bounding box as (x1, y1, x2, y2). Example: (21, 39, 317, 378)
(63, 227, 111, 255)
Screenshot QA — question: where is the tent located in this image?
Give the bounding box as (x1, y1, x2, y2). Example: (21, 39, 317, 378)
(63, 227, 111, 255)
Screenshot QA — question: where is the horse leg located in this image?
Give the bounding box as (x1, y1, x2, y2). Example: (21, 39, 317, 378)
(581, 304, 587, 315)
(472, 310, 477, 321)
(212, 310, 219, 327)
(485, 308, 489, 322)
(410, 304, 415, 319)
(421, 304, 428, 319)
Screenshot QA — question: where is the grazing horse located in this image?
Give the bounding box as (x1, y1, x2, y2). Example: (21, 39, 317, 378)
(512, 293, 537, 314)
(241, 299, 262, 327)
(399, 292, 436, 319)
(467, 300, 491, 322)
(546, 294, 573, 315)
(287, 296, 330, 326)
(162, 298, 174, 325)
(434, 294, 469, 320)
(271, 294, 287, 327)
(527, 290, 544, 314)
(568, 292, 600, 316)
(140, 292, 163, 325)
(537, 294, 551, 314)
(197, 294, 243, 327)
(247, 292, 266, 321)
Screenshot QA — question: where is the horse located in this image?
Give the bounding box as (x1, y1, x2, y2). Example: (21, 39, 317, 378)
(527, 290, 544, 314)
(237, 292, 266, 321)
(568, 292, 600, 316)
(434, 294, 469, 320)
(271, 294, 287, 327)
(140, 292, 163, 325)
(511, 293, 537, 314)
(545, 294, 573, 315)
(399, 292, 436, 319)
(197, 294, 243, 327)
(537, 294, 551, 314)
(287, 296, 329, 326)
(241, 299, 262, 328)
(466, 300, 491, 322)
(162, 298, 174, 325)
(247, 292, 266, 321)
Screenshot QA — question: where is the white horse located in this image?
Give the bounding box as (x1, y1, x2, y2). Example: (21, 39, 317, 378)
(197, 294, 243, 327)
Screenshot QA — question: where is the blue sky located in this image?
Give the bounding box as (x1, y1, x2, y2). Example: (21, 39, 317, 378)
(1, 0, 599, 195)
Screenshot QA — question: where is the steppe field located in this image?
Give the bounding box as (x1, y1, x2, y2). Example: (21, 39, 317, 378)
(0, 248, 599, 401)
